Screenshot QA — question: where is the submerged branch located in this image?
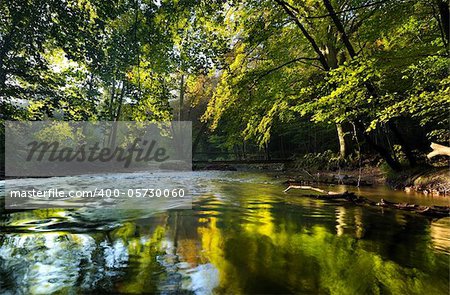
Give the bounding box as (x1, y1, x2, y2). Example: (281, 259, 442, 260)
(284, 185, 450, 219)
(283, 185, 342, 195)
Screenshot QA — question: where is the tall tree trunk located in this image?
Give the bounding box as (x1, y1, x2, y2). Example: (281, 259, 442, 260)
(109, 80, 116, 120)
(323, 0, 404, 170)
(264, 142, 271, 160)
(322, 0, 378, 95)
(109, 81, 126, 148)
(178, 74, 185, 121)
(114, 81, 126, 121)
(0, 23, 17, 91)
(437, 0, 449, 43)
(336, 123, 347, 159)
(322, 0, 356, 58)
(324, 35, 350, 160)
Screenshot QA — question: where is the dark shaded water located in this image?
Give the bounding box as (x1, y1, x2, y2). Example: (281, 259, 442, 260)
(0, 172, 449, 294)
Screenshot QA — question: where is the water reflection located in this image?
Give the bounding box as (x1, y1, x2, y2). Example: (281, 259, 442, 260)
(429, 218, 450, 253)
(0, 172, 449, 294)
(0, 233, 127, 293)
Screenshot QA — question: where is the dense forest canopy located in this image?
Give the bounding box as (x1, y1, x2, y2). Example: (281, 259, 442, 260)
(0, 0, 449, 171)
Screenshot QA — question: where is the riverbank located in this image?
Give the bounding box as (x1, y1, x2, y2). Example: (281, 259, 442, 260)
(283, 166, 385, 187)
(390, 167, 450, 196)
(284, 166, 450, 197)
(194, 162, 449, 197)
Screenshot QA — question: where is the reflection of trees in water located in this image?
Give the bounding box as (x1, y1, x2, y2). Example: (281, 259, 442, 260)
(0, 211, 169, 294)
(334, 206, 364, 238)
(0, 191, 448, 294)
(0, 233, 127, 293)
(113, 222, 167, 294)
(169, 195, 449, 295)
(429, 218, 450, 253)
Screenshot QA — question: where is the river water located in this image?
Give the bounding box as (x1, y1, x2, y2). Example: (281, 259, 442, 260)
(0, 171, 449, 294)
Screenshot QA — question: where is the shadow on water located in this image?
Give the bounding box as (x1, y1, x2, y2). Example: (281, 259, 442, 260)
(0, 171, 449, 294)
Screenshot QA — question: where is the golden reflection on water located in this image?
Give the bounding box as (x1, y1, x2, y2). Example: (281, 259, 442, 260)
(336, 206, 346, 236)
(198, 216, 239, 293)
(429, 218, 450, 253)
(354, 207, 364, 239)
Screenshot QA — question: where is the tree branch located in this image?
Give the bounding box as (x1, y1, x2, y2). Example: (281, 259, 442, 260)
(274, 0, 330, 71)
(247, 57, 319, 91)
(255, 57, 319, 81)
(322, 0, 356, 58)
(306, 0, 392, 19)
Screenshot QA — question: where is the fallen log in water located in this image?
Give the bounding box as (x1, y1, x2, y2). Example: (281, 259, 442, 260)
(283, 185, 342, 195)
(427, 142, 450, 158)
(284, 185, 450, 219)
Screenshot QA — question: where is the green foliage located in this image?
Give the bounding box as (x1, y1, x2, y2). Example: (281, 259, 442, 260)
(201, 0, 448, 169)
(0, 0, 228, 123)
(374, 56, 450, 141)
(1, 0, 448, 169)
(35, 122, 84, 146)
(295, 58, 381, 125)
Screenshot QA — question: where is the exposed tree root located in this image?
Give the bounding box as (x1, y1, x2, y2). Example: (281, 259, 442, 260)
(284, 185, 450, 219)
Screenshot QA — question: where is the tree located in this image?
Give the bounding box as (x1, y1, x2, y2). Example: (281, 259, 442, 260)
(203, 0, 448, 170)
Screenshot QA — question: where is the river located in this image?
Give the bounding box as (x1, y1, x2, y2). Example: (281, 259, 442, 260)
(0, 171, 449, 294)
